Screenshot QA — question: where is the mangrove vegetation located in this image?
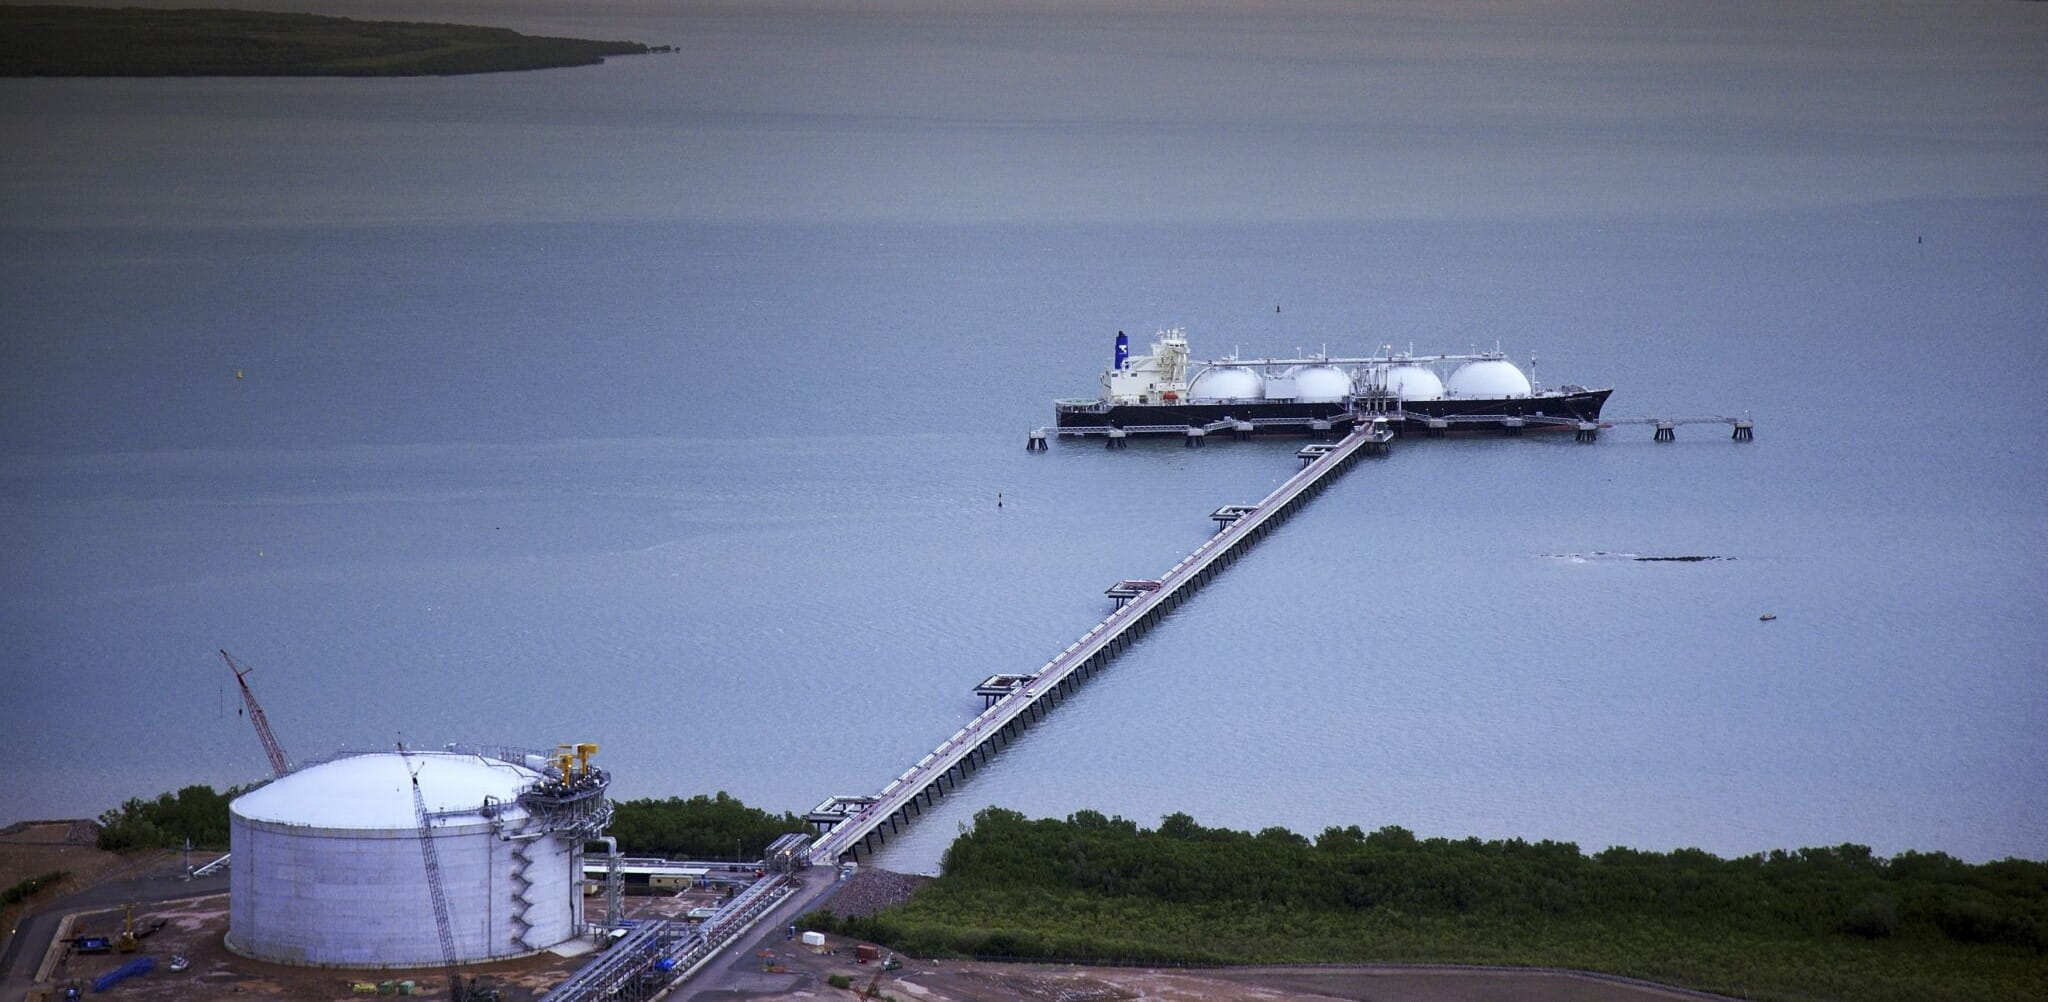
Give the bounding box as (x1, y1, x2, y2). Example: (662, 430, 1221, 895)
(804, 807, 2048, 1002)
(608, 792, 810, 861)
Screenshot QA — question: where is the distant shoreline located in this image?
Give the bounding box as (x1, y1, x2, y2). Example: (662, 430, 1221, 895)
(0, 6, 658, 77)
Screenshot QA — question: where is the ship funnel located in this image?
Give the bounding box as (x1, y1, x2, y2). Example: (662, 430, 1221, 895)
(1114, 331, 1129, 370)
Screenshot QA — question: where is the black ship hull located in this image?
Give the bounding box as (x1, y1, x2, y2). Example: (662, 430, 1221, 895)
(1054, 388, 1613, 436)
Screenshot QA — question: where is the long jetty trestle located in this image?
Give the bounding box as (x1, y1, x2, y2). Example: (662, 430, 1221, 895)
(806, 420, 1397, 866)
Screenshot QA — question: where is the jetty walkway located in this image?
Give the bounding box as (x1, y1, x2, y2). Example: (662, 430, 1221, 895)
(805, 418, 1395, 864)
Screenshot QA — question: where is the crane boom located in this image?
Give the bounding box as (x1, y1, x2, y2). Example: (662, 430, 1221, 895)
(220, 649, 289, 777)
(402, 746, 467, 1002)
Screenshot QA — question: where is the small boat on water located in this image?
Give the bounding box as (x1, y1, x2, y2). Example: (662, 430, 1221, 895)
(1054, 328, 1612, 437)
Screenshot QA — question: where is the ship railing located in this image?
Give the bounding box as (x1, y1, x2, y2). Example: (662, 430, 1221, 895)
(1245, 415, 1347, 426)
(1417, 412, 1563, 425)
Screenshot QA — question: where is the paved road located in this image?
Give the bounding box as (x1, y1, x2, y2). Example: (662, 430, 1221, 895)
(672, 867, 848, 1001)
(1, 862, 228, 1001)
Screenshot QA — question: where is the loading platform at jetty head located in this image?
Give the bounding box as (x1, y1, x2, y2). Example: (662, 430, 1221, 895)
(801, 418, 1397, 864)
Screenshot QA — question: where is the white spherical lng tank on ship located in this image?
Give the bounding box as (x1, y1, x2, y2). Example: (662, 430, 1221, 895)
(1188, 365, 1265, 401)
(1445, 358, 1532, 398)
(1381, 364, 1445, 401)
(1289, 365, 1353, 403)
(227, 750, 587, 968)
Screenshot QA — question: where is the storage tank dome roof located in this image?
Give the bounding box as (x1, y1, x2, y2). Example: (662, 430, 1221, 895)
(1446, 359, 1531, 398)
(231, 751, 538, 830)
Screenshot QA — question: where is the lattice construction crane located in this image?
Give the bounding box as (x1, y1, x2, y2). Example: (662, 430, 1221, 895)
(402, 745, 471, 1002)
(220, 649, 290, 777)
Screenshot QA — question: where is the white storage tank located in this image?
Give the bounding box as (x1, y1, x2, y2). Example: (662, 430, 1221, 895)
(227, 750, 585, 968)
(1446, 358, 1532, 398)
(1188, 365, 1264, 401)
(1290, 365, 1353, 403)
(1381, 365, 1445, 401)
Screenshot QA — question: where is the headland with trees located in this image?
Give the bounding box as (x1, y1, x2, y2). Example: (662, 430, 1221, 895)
(0, 6, 654, 77)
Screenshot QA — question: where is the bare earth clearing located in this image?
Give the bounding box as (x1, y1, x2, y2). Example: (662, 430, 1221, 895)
(703, 953, 1734, 1002)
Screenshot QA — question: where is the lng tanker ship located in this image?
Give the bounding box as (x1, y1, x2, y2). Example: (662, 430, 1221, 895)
(1053, 328, 1612, 437)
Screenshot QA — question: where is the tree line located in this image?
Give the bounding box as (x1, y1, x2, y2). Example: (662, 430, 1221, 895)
(607, 792, 811, 861)
(91, 782, 806, 861)
(804, 808, 2048, 1002)
(96, 784, 253, 851)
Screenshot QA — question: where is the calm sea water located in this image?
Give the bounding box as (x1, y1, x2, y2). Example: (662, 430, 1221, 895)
(3, 0, 2043, 870)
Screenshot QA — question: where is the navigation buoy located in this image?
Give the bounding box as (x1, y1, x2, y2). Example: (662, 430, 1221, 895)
(234, 369, 244, 380)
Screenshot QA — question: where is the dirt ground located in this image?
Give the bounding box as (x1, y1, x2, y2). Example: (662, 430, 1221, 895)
(31, 894, 593, 1002)
(2, 822, 135, 914)
(1, 821, 149, 988)
(1, 822, 112, 869)
(706, 933, 1734, 1002)
(24, 900, 1732, 1002)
